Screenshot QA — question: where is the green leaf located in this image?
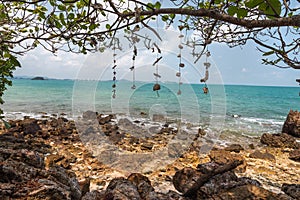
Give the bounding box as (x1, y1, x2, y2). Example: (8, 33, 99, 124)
(105, 24, 111, 29)
(262, 51, 274, 56)
(161, 15, 169, 22)
(227, 6, 238, 16)
(58, 4, 66, 11)
(68, 13, 75, 20)
(59, 13, 66, 25)
(237, 8, 248, 18)
(146, 3, 154, 10)
(9, 55, 21, 67)
(154, 1, 161, 9)
(245, 0, 263, 8)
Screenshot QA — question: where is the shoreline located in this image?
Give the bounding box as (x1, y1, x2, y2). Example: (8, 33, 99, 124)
(0, 111, 299, 199)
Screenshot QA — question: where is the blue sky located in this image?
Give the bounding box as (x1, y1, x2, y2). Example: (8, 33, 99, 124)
(15, 30, 299, 87)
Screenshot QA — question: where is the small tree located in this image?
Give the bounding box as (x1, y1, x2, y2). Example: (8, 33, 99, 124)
(0, 0, 299, 115)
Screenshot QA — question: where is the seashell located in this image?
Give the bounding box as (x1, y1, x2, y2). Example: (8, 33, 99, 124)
(206, 51, 211, 57)
(178, 44, 183, 49)
(177, 90, 181, 95)
(112, 65, 117, 69)
(131, 85, 136, 89)
(177, 54, 181, 58)
(204, 62, 211, 67)
(113, 54, 117, 57)
(178, 25, 184, 31)
(112, 93, 116, 98)
(130, 66, 134, 71)
(153, 83, 161, 91)
(153, 73, 161, 78)
(179, 63, 185, 68)
(113, 77, 116, 81)
(179, 34, 184, 38)
(176, 72, 181, 77)
(112, 84, 116, 88)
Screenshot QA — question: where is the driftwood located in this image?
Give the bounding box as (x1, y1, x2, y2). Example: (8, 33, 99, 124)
(183, 160, 243, 197)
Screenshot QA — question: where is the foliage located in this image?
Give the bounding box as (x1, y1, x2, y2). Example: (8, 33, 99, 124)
(0, 0, 299, 117)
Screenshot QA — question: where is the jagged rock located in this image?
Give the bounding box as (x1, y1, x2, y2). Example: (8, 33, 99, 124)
(128, 173, 154, 199)
(260, 133, 300, 149)
(152, 114, 165, 122)
(81, 190, 105, 200)
(98, 114, 114, 125)
(19, 118, 41, 135)
(145, 190, 187, 200)
(282, 110, 300, 137)
(209, 184, 287, 200)
(82, 110, 98, 120)
(249, 150, 276, 162)
(282, 183, 300, 199)
(289, 149, 300, 162)
(104, 177, 141, 200)
(224, 144, 244, 153)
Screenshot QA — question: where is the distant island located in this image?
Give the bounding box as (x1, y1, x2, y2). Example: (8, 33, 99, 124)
(31, 76, 45, 80)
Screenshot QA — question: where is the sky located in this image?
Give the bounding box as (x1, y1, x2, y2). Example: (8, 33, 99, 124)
(14, 28, 299, 87)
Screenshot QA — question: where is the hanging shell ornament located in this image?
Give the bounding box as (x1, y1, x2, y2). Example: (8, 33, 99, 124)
(176, 72, 181, 77)
(131, 85, 136, 90)
(153, 83, 161, 91)
(179, 63, 185, 68)
(177, 90, 182, 95)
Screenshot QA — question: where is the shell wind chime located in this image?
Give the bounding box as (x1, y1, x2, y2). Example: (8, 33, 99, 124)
(176, 22, 185, 95)
(152, 43, 162, 97)
(200, 51, 211, 94)
(112, 39, 118, 99)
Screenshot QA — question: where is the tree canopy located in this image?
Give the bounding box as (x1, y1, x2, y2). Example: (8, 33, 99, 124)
(0, 0, 299, 116)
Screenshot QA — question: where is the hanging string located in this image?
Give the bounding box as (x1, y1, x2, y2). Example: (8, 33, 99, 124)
(201, 50, 211, 94)
(131, 45, 137, 89)
(177, 16, 185, 95)
(112, 38, 117, 99)
(152, 18, 162, 97)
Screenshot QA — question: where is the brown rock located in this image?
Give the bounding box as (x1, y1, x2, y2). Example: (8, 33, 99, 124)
(19, 118, 41, 135)
(104, 177, 141, 200)
(289, 149, 300, 162)
(282, 110, 300, 137)
(128, 173, 154, 199)
(173, 167, 203, 194)
(249, 150, 276, 162)
(260, 133, 300, 149)
(282, 183, 300, 199)
(224, 144, 244, 153)
(210, 184, 286, 200)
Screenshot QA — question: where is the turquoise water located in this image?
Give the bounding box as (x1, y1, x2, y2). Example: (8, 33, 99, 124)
(2, 78, 300, 137)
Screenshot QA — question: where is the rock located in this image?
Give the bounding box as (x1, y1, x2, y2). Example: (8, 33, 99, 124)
(104, 177, 141, 200)
(141, 143, 153, 151)
(260, 133, 300, 149)
(127, 173, 154, 199)
(210, 184, 286, 200)
(81, 190, 105, 200)
(282, 183, 300, 199)
(173, 167, 202, 194)
(82, 110, 98, 120)
(249, 150, 276, 162)
(152, 114, 165, 122)
(19, 118, 41, 135)
(145, 190, 186, 200)
(208, 149, 246, 172)
(289, 149, 300, 162)
(224, 144, 244, 153)
(98, 114, 114, 125)
(282, 110, 300, 137)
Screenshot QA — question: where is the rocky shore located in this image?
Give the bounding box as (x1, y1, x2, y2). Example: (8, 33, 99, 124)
(0, 110, 300, 199)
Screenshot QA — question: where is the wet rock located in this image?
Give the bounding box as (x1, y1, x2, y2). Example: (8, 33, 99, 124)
(19, 118, 41, 135)
(282, 183, 300, 199)
(128, 173, 154, 199)
(289, 149, 300, 162)
(152, 114, 165, 122)
(260, 133, 300, 149)
(104, 177, 141, 200)
(224, 144, 244, 153)
(82, 110, 98, 120)
(282, 110, 300, 137)
(249, 150, 276, 162)
(98, 114, 114, 125)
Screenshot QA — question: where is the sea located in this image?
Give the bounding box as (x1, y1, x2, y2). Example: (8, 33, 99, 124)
(2, 78, 300, 146)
